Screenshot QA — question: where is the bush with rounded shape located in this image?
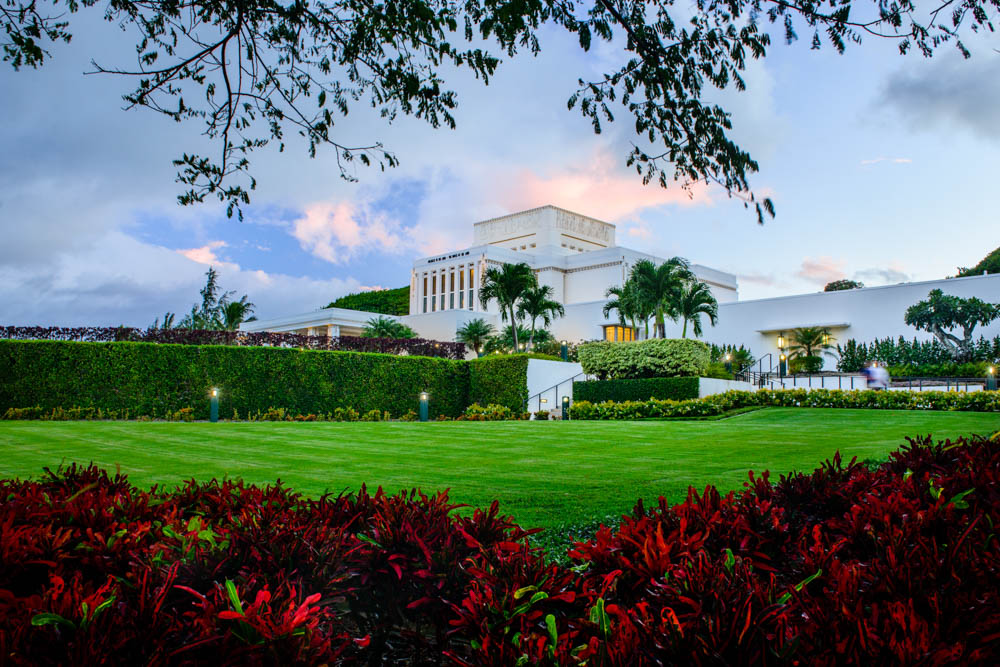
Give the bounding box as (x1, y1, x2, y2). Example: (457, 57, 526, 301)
(789, 355, 823, 373)
(578, 339, 710, 379)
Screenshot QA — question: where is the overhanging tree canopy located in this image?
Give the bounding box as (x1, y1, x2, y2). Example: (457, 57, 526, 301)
(5, 0, 992, 220)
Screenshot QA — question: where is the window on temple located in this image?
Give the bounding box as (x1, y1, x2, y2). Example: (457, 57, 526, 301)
(602, 325, 636, 342)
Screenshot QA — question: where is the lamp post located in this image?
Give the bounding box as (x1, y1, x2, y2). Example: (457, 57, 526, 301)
(777, 333, 787, 377)
(988, 366, 997, 391)
(419, 392, 429, 422)
(562, 395, 570, 420)
(518, 342, 526, 353)
(476, 345, 483, 358)
(724, 353, 732, 374)
(560, 340, 568, 362)
(209, 387, 219, 423)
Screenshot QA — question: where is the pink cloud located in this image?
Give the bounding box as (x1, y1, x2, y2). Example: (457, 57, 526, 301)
(291, 202, 406, 263)
(498, 150, 712, 222)
(796, 256, 847, 285)
(176, 241, 236, 268)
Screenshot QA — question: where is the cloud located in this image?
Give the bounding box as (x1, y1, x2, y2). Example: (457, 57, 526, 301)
(0, 231, 362, 326)
(739, 272, 780, 287)
(177, 241, 234, 267)
(499, 149, 713, 223)
(860, 157, 912, 165)
(854, 266, 910, 285)
(880, 55, 1000, 140)
(290, 202, 412, 263)
(795, 256, 847, 286)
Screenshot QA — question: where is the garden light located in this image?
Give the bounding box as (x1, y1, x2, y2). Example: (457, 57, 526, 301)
(419, 392, 429, 422)
(988, 367, 997, 391)
(560, 340, 568, 362)
(562, 395, 570, 420)
(724, 353, 732, 374)
(209, 387, 219, 423)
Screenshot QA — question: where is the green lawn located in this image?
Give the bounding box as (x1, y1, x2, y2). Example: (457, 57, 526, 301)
(1, 408, 996, 531)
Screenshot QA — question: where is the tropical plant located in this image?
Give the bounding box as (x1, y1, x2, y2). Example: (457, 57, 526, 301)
(149, 312, 176, 330)
(516, 284, 565, 350)
(219, 295, 256, 330)
(787, 327, 837, 362)
(677, 281, 718, 338)
(603, 282, 642, 335)
(455, 318, 495, 355)
(904, 289, 1000, 361)
(362, 316, 417, 339)
(630, 258, 695, 338)
(483, 325, 553, 354)
(478, 262, 536, 350)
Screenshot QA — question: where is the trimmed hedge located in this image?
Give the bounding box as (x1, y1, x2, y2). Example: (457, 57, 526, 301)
(573, 377, 699, 403)
(0, 340, 473, 419)
(569, 388, 1000, 420)
(467, 354, 530, 411)
(578, 338, 709, 379)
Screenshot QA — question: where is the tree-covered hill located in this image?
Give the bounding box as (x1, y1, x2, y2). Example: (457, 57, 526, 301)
(325, 287, 410, 315)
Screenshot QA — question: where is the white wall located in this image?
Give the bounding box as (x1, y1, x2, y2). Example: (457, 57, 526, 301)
(526, 359, 585, 414)
(400, 310, 499, 350)
(702, 274, 1000, 371)
(698, 378, 756, 397)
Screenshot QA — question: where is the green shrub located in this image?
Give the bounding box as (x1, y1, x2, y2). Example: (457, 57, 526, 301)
(467, 355, 529, 411)
(533, 410, 550, 420)
(789, 355, 823, 374)
(702, 362, 733, 380)
(463, 403, 516, 421)
(573, 377, 699, 403)
(577, 339, 709, 380)
(568, 388, 1000, 420)
(0, 340, 470, 420)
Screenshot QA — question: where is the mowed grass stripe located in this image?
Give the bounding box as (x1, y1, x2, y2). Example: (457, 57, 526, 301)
(1, 408, 997, 529)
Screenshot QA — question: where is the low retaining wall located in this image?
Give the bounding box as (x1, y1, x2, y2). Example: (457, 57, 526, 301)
(698, 378, 756, 397)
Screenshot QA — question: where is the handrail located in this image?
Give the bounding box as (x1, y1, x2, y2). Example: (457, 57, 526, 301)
(523, 372, 593, 411)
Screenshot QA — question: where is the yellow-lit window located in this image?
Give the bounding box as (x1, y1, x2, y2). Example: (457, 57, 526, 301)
(603, 325, 636, 342)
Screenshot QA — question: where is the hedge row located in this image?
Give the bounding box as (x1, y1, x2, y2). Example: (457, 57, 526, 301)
(3, 435, 999, 663)
(467, 355, 530, 411)
(0, 340, 530, 419)
(573, 377, 699, 403)
(570, 388, 1000, 420)
(0, 326, 466, 359)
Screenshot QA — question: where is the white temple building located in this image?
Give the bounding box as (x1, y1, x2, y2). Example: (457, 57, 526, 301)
(243, 205, 1000, 367)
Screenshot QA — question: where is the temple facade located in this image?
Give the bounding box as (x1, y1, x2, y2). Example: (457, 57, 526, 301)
(243, 205, 1000, 367)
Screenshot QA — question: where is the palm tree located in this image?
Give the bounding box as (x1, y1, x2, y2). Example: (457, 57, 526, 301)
(630, 257, 694, 338)
(478, 262, 536, 350)
(787, 327, 837, 359)
(603, 281, 641, 336)
(219, 296, 256, 330)
(455, 318, 495, 356)
(362, 316, 416, 339)
(677, 281, 718, 338)
(516, 284, 565, 350)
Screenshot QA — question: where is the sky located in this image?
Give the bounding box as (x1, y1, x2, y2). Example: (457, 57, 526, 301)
(1, 8, 998, 327)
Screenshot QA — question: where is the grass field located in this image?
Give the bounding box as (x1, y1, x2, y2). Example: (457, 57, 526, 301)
(1, 408, 997, 532)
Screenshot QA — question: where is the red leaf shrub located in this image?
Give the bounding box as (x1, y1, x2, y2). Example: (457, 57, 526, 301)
(0, 326, 466, 359)
(2, 434, 999, 664)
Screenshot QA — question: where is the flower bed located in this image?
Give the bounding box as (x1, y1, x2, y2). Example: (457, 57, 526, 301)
(1, 434, 998, 663)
